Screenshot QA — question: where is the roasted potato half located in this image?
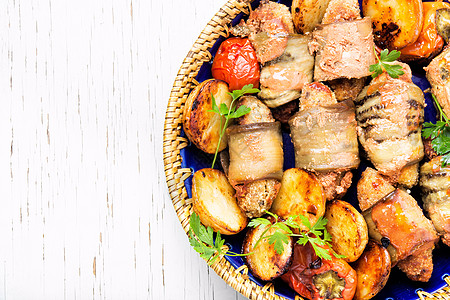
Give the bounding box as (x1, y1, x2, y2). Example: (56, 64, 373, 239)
(352, 240, 391, 300)
(291, 0, 331, 33)
(192, 168, 247, 235)
(270, 168, 325, 232)
(183, 79, 232, 154)
(242, 220, 293, 281)
(362, 0, 423, 49)
(325, 200, 369, 262)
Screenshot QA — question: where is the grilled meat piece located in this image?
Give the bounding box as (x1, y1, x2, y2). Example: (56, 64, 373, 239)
(235, 179, 281, 218)
(231, 0, 294, 64)
(363, 188, 439, 268)
(397, 163, 419, 188)
(237, 96, 275, 125)
(327, 77, 366, 101)
(397, 245, 435, 282)
(355, 63, 425, 180)
(321, 0, 361, 24)
(425, 46, 450, 117)
(270, 99, 299, 128)
(309, 17, 376, 81)
(259, 34, 314, 108)
(317, 171, 353, 201)
(299, 81, 337, 109)
(420, 156, 450, 246)
(357, 167, 395, 211)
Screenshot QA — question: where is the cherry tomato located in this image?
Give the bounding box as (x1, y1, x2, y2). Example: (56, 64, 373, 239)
(281, 243, 357, 300)
(211, 37, 260, 91)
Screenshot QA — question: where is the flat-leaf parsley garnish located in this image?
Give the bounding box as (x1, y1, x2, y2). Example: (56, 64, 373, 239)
(369, 48, 405, 79)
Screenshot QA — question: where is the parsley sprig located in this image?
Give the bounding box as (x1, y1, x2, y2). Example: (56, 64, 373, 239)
(249, 211, 344, 260)
(422, 94, 450, 166)
(188, 212, 249, 265)
(369, 48, 405, 79)
(208, 84, 259, 168)
(188, 210, 343, 266)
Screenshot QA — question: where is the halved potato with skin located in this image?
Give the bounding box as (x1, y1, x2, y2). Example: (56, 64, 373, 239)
(183, 79, 232, 154)
(325, 200, 369, 262)
(352, 240, 391, 300)
(291, 0, 331, 33)
(242, 219, 293, 281)
(362, 0, 423, 49)
(192, 168, 247, 235)
(270, 168, 325, 232)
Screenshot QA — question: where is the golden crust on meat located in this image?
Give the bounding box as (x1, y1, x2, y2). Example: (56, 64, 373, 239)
(357, 168, 395, 211)
(321, 0, 361, 24)
(235, 179, 281, 218)
(397, 244, 435, 282)
(237, 96, 274, 125)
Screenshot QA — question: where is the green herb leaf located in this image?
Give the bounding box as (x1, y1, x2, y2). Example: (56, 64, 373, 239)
(188, 212, 226, 265)
(422, 94, 450, 167)
(229, 105, 251, 119)
(379, 49, 401, 62)
(369, 48, 405, 78)
(248, 217, 272, 228)
(268, 230, 290, 255)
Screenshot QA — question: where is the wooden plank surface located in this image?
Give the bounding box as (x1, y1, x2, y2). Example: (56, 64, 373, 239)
(0, 0, 248, 298)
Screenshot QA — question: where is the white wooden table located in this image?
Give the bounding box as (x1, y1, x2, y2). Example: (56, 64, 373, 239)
(0, 0, 247, 299)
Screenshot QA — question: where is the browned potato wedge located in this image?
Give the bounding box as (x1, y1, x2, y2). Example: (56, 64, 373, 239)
(362, 0, 423, 49)
(270, 168, 325, 232)
(352, 240, 391, 300)
(242, 220, 293, 281)
(182, 79, 232, 154)
(192, 168, 247, 235)
(325, 200, 368, 262)
(291, 0, 331, 33)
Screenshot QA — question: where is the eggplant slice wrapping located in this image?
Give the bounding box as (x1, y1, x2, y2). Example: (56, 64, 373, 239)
(259, 34, 315, 108)
(420, 157, 450, 246)
(289, 100, 359, 172)
(226, 122, 284, 186)
(355, 79, 425, 178)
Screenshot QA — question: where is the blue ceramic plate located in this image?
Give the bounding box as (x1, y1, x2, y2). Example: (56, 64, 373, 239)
(180, 1, 450, 299)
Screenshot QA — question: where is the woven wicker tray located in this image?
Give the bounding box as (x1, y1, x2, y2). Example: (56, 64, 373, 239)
(162, 0, 450, 299)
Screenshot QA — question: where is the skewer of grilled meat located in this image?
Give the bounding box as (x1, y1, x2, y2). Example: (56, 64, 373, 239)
(355, 62, 425, 182)
(357, 167, 439, 282)
(420, 156, 450, 247)
(289, 82, 359, 200)
(223, 96, 282, 218)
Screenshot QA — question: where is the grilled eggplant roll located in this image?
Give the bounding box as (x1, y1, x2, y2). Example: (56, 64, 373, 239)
(355, 63, 425, 180)
(289, 83, 359, 200)
(225, 96, 283, 218)
(420, 156, 450, 246)
(258, 34, 315, 108)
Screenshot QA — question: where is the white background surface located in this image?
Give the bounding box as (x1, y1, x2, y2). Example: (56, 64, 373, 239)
(0, 0, 248, 299)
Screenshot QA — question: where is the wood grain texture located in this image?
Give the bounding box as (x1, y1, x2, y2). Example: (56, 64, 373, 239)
(0, 0, 248, 299)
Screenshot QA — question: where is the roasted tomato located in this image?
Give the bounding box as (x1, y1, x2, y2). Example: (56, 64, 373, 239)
(281, 243, 357, 300)
(400, 1, 450, 62)
(211, 37, 260, 91)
